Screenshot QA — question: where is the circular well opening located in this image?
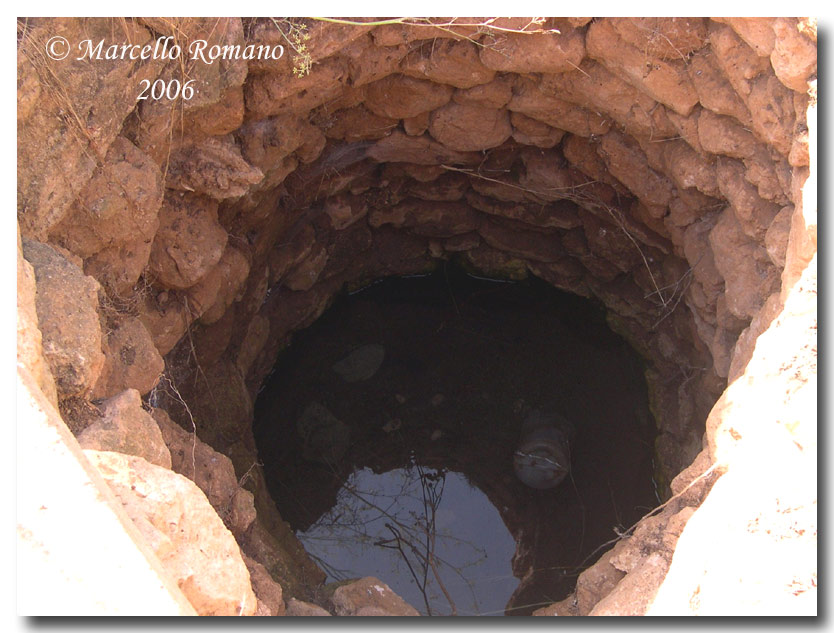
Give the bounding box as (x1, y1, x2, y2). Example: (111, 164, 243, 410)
(254, 264, 660, 615)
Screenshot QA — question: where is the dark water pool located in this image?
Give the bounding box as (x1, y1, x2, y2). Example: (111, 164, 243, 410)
(253, 265, 659, 616)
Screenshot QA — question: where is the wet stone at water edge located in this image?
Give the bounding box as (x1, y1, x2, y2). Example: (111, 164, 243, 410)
(254, 266, 659, 616)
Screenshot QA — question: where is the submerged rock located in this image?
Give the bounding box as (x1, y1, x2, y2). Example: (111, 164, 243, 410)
(297, 402, 351, 465)
(332, 343, 385, 382)
(513, 409, 573, 490)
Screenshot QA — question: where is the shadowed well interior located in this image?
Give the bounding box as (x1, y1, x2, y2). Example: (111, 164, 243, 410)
(253, 267, 659, 615)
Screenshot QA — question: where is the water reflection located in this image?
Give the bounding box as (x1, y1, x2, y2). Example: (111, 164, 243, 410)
(298, 464, 519, 616)
(255, 268, 660, 615)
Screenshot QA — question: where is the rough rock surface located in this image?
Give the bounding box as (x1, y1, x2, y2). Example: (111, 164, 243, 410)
(152, 408, 256, 539)
(188, 245, 251, 324)
(331, 577, 420, 616)
(77, 390, 172, 469)
(286, 598, 332, 616)
(177, 359, 254, 456)
(148, 193, 228, 290)
(590, 553, 671, 615)
(84, 449, 257, 616)
(242, 553, 286, 616)
(17, 18, 166, 240)
(136, 290, 194, 357)
(92, 318, 163, 400)
(17, 232, 58, 407)
(21, 239, 105, 398)
(709, 208, 780, 319)
(83, 237, 155, 297)
(479, 27, 585, 74)
(49, 137, 163, 260)
(575, 548, 626, 615)
(428, 102, 512, 151)
(364, 74, 453, 119)
(402, 39, 495, 89)
(166, 137, 263, 200)
(650, 257, 816, 615)
(16, 16, 817, 617)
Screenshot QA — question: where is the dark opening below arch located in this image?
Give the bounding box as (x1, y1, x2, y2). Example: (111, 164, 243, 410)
(253, 264, 659, 615)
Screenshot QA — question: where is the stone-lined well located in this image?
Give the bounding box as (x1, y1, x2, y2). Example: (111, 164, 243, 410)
(17, 17, 817, 615)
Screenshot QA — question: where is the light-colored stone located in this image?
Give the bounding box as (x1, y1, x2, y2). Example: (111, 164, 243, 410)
(16, 368, 195, 615)
(152, 408, 256, 538)
(716, 158, 781, 240)
(770, 18, 817, 93)
(650, 256, 816, 615)
(21, 238, 105, 398)
(717, 17, 775, 57)
(781, 97, 816, 298)
(745, 76, 796, 158)
(85, 449, 257, 616)
(688, 52, 753, 125)
(764, 205, 793, 267)
(574, 547, 626, 615)
(697, 109, 760, 159)
(587, 18, 699, 116)
(77, 389, 171, 469)
(17, 232, 58, 407)
(709, 207, 780, 320)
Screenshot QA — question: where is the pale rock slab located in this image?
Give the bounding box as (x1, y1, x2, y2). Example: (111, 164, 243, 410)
(85, 449, 257, 616)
